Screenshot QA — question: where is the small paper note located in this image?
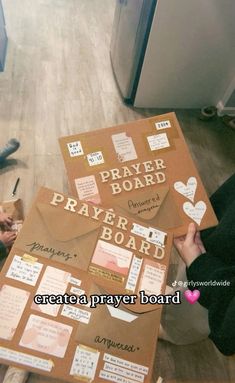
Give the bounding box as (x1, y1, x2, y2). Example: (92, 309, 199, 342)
(131, 223, 149, 238)
(103, 354, 149, 375)
(20, 315, 72, 358)
(0, 347, 53, 372)
(146, 228, 167, 247)
(139, 261, 166, 295)
(67, 141, 84, 157)
(87, 151, 104, 166)
(69, 276, 82, 286)
(125, 256, 143, 292)
(75, 175, 101, 204)
(70, 345, 100, 380)
(147, 133, 170, 151)
(112, 132, 138, 162)
(174, 177, 197, 202)
(33, 266, 70, 316)
(92, 240, 132, 276)
(0, 285, 30, 340)
(155, 120, 171, 130)
(6, 255, 43, 286)
(103, 362, 145, 382)
(61, 305, 91, 324)
(183, 201, 207, 225)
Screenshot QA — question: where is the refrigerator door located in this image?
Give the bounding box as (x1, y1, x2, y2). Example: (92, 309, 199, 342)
(110, 0, 157, 103)
(0, 0, 7, 71)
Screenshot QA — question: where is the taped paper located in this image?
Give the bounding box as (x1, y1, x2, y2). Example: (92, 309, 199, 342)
(6, 255, 43, 286)
(0, 346, 53, 372)
(70, 344, 100, 380)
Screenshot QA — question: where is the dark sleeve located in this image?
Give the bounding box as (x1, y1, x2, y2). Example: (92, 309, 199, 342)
(186, 253, 235, 355)
(0, 240, 7, 258)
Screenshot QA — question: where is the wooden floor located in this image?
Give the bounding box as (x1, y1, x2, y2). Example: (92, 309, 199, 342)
(0, 0, 235, 382)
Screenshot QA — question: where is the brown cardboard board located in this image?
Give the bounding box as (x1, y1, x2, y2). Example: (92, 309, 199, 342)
(59, 112, 218, 237)
(0, 187, 173, 382)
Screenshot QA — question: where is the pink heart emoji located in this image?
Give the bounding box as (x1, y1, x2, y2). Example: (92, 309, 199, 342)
(184, 289, 200, 304)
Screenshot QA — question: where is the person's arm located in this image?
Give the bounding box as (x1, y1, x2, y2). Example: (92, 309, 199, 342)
(174, 223, 235, 356)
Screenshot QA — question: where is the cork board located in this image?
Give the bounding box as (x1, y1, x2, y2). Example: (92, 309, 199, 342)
(59, 112, 218, 237)
(0, 187, 173, 383)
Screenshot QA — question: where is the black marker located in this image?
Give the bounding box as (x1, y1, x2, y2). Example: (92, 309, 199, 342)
(12, 177, 20, 196)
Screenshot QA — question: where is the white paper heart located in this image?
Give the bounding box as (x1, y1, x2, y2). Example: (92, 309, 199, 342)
(174, 177, 197, 202)
(183, 201, 207, 225)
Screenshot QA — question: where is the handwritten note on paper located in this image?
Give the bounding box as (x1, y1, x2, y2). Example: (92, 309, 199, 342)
(67, 140, 84, 157)
(125, 256, 143, 292)
(61, 305, 91, 324)
(139, 261, 166, 295)
(70, 345, 100, 380)
(75, 175, 101, 204)
(102, 362, 145, 383)
(147, 133, 170, 151)
(20, 314, 72, 358)
(6, 255, 43, 286)
(0, 346, 53, 372)
(112, 133, 138, 162)
(33, 266, 70, 316)
(0, 285, 30, 340)
(87, 151, 105, 166)
(103, 353, 149, 375)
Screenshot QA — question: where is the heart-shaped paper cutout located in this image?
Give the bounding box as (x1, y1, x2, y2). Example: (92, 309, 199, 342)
(174, 177, 197, 202)
(183, 201, 207, 225)
(184, 289, 200, 304)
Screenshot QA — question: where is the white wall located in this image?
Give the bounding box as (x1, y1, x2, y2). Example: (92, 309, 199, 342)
(134, 0, 235, 108)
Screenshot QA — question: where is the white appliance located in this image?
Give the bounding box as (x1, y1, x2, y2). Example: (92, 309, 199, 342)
(110, 0, 235, 108)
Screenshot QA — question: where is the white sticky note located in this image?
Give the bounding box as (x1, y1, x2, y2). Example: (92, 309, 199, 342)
(155, 120, 171, 130)
(125, 256, 143, 292)
(70, 345, 100, 380)
(67, 141, 84, 157)
(61, 305, 91, 324)
(6, 255, 43, 286)
(112, 132, 138, 162)
(87, 151, 104, 166)
(147, 133, 170, 151)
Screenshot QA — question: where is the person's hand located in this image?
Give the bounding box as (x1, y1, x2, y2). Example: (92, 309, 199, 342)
(0, 212, 13, 230)
(0, 231, 17, 247)
(174, 222, 206, 267)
